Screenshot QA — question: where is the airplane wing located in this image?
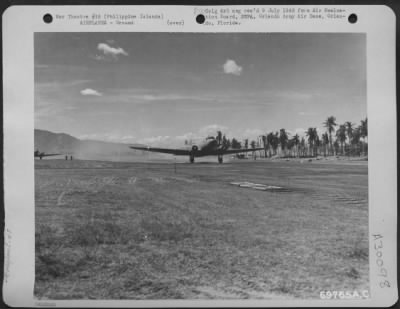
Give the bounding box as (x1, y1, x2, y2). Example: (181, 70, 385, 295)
(41, 153, 61, 157)
(130, 146, 190, 156)
(217, 148, 265, 155)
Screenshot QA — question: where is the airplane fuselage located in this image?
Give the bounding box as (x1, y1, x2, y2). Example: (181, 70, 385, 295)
(34, 150, 45, 159)
(34, 150, 61, 160)
(188, 138, 220, 157)
(185, 138, 226, 163)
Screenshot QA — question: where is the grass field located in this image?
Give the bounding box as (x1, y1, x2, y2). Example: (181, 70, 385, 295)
(34, 158, 369, 299)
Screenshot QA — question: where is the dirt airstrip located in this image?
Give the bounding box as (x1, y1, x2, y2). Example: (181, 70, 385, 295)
(35, 159, 368, 299)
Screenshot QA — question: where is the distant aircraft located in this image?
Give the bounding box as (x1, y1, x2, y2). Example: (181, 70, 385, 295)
(130, 136, 264, 163)
(34, 150, 62, 160)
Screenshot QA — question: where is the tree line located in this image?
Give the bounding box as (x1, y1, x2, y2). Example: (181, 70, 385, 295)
(213, 116, 368, 158)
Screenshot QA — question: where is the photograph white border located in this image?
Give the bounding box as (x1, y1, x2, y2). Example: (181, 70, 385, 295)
(2, 5, 397, 307)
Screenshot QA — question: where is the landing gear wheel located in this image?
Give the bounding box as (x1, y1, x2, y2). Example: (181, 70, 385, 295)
(190, 155, 195, 163)
(218, 155, 223, 164)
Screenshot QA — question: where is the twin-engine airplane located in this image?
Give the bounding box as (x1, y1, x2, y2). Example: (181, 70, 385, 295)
(130, 136, 263, 163)
(34, 150, 62, 160)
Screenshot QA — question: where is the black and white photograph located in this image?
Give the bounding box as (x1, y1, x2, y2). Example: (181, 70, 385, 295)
(2, 4, 397, 307)
(34, 32, 370, 300)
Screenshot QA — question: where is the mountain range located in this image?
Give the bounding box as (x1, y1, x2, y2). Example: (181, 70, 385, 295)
(34, 129, 168, 161)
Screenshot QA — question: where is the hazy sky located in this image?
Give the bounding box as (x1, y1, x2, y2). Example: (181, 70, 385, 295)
(35, 32, 366, 146)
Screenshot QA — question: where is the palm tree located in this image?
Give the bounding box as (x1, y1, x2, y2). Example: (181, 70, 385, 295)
(300, 137, 306, 157)
(222, 134, 228, 149)
(261, 135, 268, 158)
(306, 127, 317, 157)
(271, 132, 280, 156)
(256, 138, 263, 158)
(279, 129, 289, 157)
(359, 118, 368, 156)
(323, 116, 337, 155)
(231, 138, 241, 149)
(287, 139, 295, 157)
(250, 140, 256, 159)
(291, 134, 300, 157)
(225, 137, 231, 149)
(344, 121, 355, 155)
(314, 132, 320, 156)
(351, 127, 362, 156)
(322, 132, 329, 157)
(345, 121, 354, 142)
(266, 132, 275, 157)
(360, 118, 368, 141)
(345, 121, 355, 155)
(333, 140, 340, 156)
(306, 128, 313, 156)
(336, 125, 347, 155)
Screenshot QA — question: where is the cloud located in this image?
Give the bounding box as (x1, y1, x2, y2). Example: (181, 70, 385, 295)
(78, 132, 136, 143)
(316, 127, 324, 135)
(105, 89, 225, 105)
(80, 88, 102, 96)
(138, 135, 171, 146)
(199, 124, 229, 136)
(284, 128, 303, 139)
(241, 128, 264, 139)
(133, 93, 217, 102)
(223, 59, 242, 76)
(97, 43, 128, 59)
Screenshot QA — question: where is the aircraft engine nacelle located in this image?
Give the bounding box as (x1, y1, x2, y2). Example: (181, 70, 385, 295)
(191, 145, 199, 152)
